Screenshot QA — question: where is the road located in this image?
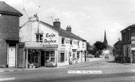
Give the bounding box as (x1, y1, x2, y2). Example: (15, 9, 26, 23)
(1, 59, 135, 82)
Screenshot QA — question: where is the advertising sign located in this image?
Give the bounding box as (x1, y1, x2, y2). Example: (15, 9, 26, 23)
(44, 33, 57, 44)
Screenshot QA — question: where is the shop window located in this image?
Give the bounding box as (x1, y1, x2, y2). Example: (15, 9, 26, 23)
(28, 49, 40, 64)
(36, 33, 43, 42)
(45, 51, 55, 62)
(62, 38, 65, 44)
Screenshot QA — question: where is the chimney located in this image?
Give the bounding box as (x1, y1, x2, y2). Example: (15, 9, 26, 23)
(53, 19, 60, 29)
(66, 25, 72, 32)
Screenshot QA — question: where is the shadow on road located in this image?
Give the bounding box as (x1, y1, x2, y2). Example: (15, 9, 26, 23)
(106, 61, 132, 65)
(10, 72, 135, 82)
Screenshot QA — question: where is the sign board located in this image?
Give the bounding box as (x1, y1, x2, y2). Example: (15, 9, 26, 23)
(25, 42, 58, 48)
(65, 38, 70, 43)
(44, 33, 57, 44)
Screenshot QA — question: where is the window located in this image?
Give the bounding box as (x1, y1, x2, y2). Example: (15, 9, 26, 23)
(70, 40, 72, 45)
(78, 41, 79, 46)
(62, 38, 65, 44)
(128, 32, 131, 41)
(45, 51, 55, 63)
(36, 33, 43, 42)
(77, 51, 80, 58)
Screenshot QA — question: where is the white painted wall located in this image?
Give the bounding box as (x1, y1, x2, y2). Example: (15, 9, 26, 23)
(20, 20, 59, 45)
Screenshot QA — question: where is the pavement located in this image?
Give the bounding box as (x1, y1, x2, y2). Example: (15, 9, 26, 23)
(0, 58, 102, 73)
(1, 57, 135, 74)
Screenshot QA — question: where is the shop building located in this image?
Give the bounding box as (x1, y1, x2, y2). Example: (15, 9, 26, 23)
(121, 24, 135, 63)
(0, 1, 22, 67)
(19, 15, 87, 68)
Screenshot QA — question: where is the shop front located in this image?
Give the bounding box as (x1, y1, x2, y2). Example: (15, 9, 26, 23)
(25, 42, 58, 68)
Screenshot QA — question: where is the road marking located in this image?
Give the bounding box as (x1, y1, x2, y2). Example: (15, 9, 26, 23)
(0, 77, 15, 81)
(68, 70, 102, 74)
(131, 69, 135, 72)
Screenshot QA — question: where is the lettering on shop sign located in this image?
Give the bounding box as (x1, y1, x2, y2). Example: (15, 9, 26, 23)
(44, 33, 57, 44)
(46, 33, 55, 39)
(44, 39, 56, 43)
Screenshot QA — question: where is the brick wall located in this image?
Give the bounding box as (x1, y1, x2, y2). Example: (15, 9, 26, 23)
(0, 14, 19, 40)
(0, 14, 19, 67)
(0, 40, 7, 67)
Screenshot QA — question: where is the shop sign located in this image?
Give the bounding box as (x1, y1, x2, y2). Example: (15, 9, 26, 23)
(42, 44, 58, 48)
(65, 38, 70, 43)
(44, 33, 57, 44)
(72, 49, 76, 52)
(25, 42, 58, 48)
(19, 43, 25, 48)
(73, 40, 78, 45)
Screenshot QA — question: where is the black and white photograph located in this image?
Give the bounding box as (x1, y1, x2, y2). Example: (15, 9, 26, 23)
(0, 0, 135, 82)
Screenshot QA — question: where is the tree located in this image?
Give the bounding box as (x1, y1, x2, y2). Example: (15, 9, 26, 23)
(86, 42, 95, 55)
(93, 41, 107, 57)
(94, 41, 107, 50)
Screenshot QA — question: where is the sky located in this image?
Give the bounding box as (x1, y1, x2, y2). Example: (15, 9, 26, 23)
(1, 0, 135, 46)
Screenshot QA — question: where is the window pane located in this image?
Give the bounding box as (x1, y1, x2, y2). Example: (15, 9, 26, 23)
(62, 38, 65, 44)
(36, 35, 39, 42)
(40, 34, 43, 42)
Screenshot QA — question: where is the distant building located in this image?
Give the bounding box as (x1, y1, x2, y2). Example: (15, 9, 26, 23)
(103, 30, 108, 46)
(19, 15, 87, 68)
(102, 30, 114, 60)
(113, 39, 123, 62)
(121, 24, 135, 63)
(0, 1, 22, 67)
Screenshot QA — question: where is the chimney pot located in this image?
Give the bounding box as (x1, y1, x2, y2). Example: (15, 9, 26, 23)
(66, 25, 72, 32)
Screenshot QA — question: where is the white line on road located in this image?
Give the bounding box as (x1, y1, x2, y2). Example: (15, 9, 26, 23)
(0, 77, 15, 81)
(68, 70, 102, 74)
(131, 69, 135, 72)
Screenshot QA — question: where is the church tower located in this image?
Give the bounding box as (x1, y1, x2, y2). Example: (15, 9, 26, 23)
(104, 30, 108, 46)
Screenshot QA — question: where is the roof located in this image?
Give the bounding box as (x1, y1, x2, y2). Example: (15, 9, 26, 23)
(40, 21, 86, 41)
(113, 40, 122, 46)
(121, 24, 135, 33)
(20, 19, 86, 41)
(0, 1, 22, 17)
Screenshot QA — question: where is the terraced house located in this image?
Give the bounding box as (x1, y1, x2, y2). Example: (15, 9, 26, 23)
(19, 15, 87, 68)
(0, 1, 22, 67)
(121, 24, 135, 63)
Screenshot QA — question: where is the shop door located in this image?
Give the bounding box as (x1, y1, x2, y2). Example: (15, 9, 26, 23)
(8, 47, 16, 67)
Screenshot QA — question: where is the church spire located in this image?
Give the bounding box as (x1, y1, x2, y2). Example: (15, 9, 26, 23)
(104, 30, 108, 46)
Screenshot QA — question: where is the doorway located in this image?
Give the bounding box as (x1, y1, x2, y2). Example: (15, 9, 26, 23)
(41, 51, 45, 66)
(8, 47, 16, 67)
